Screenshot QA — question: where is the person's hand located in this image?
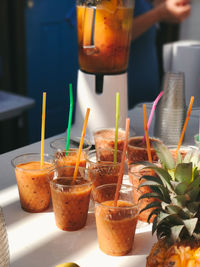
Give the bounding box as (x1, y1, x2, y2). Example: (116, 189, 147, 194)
(157, 0, 191, 23)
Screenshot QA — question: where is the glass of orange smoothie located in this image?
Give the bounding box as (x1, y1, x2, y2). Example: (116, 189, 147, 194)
(128, 163, 159, 223)
(168, 144, 198, 161)
(93, 128, 125, 151)
(127, 136, 162, 164)
(86, 148, 124, 189)
(92, 183, 139, 256)
(54, 149, 87, 174)
(50, 136, 91, 153)
(11, 153, 55, 213)
(50, 167, 92, 231)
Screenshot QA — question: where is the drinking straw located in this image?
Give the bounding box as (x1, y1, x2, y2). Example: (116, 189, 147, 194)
(143, 104, 152, 163)
(114, 92, 119, 164)
(114, 118, 130, 207)
(176, 96, 194, 154)
(65, 83, 73, 155)
(73, 108, 90, 183)
(40, 92, 46, 167)
(142, 91, 163, 144)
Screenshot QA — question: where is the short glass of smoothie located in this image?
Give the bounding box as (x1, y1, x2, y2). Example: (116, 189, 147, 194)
(168, 144, 198, 161)
(92, 183, 140, 256)
(11, 153, 55, 213)
(93, 128, 125, 151)
(127, 136, 162, 164)
(128, 163, 159, 223)
(50, 167, 92, 231)
(50, 136, 92, 153)
(86, 148, 124, 189)
(54, 149, 87, 172)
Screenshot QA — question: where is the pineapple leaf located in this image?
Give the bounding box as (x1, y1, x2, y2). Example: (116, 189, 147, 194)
(166, 204, 183, 214)
(171, 225, 184, 242)
(139, 201, 161, 214)
(174, 163, 192, 184)
(183, 218, 198, 236)
(174, 182, 188, 195)
(176, 150, 182, 164)
(166, 205, 190, 220)
(152, 141, 175, 170)
(187, 202, 200, 214)
(150, 185, 171, 203)
(139, 175, 162, 184)
(186, 175, 200, 201)
(138, 180, 163, 189)
(152, 216, 158, 235)
(151, 167, 173, 191)
(156, 211, 170, 224)
(183, 150, 194, 163)
(138, 192, 161, 200)
(147, 208, 161, 223)
(171, 195, 187, 208)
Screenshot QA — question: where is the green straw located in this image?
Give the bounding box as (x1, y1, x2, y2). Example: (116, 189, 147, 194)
(114, 92, 119, 163)
(65, 83, 73, 154)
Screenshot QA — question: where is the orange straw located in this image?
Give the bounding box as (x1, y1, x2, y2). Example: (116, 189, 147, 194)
(73, 108, 90, 182)
(40, 92, 46, 167)
(114, 118, 130, 207)
(176, 96, 194, 154)
(143, 104, 152, 163)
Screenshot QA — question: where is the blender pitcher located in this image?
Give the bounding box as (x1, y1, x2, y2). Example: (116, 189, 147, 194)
(76, 0, 134, 75)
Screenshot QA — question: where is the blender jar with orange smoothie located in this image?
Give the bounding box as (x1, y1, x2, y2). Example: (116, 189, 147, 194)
(76, 0, 134, 74)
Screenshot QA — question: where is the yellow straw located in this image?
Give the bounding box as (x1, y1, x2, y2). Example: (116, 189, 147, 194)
(176, 96, 194, 154)
(114, 118, 130, 207)
(114, 92, 119, 164)
(143, 104, 152, 163)
(73, 108, 90, 182)
(40, 92, 46, 167)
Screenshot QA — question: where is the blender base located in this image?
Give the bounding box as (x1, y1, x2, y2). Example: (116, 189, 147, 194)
(70, 70, 128, 144)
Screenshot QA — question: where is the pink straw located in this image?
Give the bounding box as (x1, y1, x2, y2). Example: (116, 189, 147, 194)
(142, 91, 164, 144)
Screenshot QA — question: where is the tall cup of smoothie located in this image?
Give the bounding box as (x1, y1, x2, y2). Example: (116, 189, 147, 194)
(50, 166, 92, 231)
(93, 128, 125, 151)
(127, 136, 162, 164)
(11, 153, 55, 212)
(92, 184, 140, 256)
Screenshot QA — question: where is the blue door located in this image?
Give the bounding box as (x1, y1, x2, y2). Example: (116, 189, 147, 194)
(25, 0, 78, 143)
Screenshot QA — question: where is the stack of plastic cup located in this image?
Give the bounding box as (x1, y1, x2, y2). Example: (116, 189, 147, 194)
(154, 72, 186, 145)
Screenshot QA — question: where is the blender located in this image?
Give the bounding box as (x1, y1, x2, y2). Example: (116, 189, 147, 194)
(71, 0, 134, 142)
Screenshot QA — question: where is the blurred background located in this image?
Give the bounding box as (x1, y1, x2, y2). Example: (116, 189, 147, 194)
(0, 0, 199, 154)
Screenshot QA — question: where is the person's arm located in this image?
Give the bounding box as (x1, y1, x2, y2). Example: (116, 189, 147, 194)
(132, 0, 191, 40)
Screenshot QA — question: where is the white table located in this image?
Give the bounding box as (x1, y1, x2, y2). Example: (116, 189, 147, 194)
(0, 105, 198, 267)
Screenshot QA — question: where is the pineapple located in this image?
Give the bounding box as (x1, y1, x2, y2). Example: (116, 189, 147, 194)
(138, 142, 200, 267)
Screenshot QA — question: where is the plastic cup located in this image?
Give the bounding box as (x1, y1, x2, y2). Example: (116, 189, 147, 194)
(93, 128, 125, 151)
(127, 136, 162, 164)
(50, 166, 92, 231)
(128, 163, 159, 223)
(86, 149, 125, 189)
(54, 150, 87, 172)
(50, 136, 92, 152)
(92, 183, 140, 256)
(168, 144, 198, 161)
(11, 153, 55, 212)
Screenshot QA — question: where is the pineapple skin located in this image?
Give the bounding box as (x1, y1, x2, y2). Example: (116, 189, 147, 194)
(146, 239, 200, 267)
